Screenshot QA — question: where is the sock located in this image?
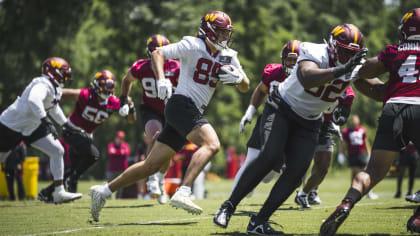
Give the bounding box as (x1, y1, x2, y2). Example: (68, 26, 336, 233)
(104, 184, 113, 197)
(179, 185, 191, 194)
(55, 185, 65, 192)
(298, 189, 307, 196)
(343, 187, 362, 207)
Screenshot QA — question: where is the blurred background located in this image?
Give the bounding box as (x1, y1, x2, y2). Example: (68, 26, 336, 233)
(0, 0, 418, 179)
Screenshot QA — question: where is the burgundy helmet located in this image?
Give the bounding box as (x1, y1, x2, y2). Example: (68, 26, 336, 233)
(399, 8, 420, 42)
(146, 34, 170, 57)
(281, 40, 301, 75)
(327, 24, 364, 66)
(41, 57, 72, 88)
(92, 70, 115, 100)
(198, 10, 234, 51)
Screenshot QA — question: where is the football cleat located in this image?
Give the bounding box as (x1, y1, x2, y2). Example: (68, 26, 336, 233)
(157, 179, 168, 204)
(53, 186, 82, 204)
(89, 185, 108, 222)
(394, 191, 401, 198)
(308, 190, 322, 205)
(246, 215, 284, 235)
(37, 188, 54, 203)
(320, 200, 352, 236)
(147, 176, 162, 198)
(366, 191, 378, 200)
(170, 188, 203, 215)
(295, 192, 311, 210)
(406, 191, 420, 203)
(407, 206, 420, 233)
(65, 175, 78, 193)
(213, 201, 235, 228)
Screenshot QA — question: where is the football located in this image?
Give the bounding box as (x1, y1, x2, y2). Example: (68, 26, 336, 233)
(218, 64, 237, 86)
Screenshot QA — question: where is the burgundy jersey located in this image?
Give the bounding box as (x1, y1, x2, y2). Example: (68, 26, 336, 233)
(130, 59, 180, 115)
(69, 88, 120, 133)
(405, 142, 417, 154)
(323, 86, 355, 122)
(378, 43, 420, 104)
(342, 126, 367, 155)
(261, 63, 288, 93)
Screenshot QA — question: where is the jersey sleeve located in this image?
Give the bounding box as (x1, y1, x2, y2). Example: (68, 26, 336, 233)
(297, 42, 325, 67)
(261, 64, 283, 87)
(377, 45, 398, 71)
(230, 53, 248, 80)
(48, 104, 67, 126)
(129, 59, 148, 79)
(338, 86, 356, 108)
(27, 83, 49, 119)
(166, 60, 180, 86)
(107, 96, 120, 110)
(158, 36, 198, 60)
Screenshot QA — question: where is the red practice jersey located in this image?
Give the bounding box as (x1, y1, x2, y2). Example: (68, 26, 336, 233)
(130, 59, 180, 115)
(69, 88, 120, 133)
(342, 126, 367, 155)
(378, 43, 420, 104)
(261, 63, 288, 93)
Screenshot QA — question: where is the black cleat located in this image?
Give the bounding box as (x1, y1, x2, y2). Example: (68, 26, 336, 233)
(308, 190, 322, 205)
(246, 215, 284, 235)
(394, 191, 401, 198)
(320, 200, 352, 236)
(407, 206, 420, 233)
(214, 201, 235, 228)
(294, 193, 311, 210)
(37, 188, 53, 203)
(65, 175, 78, 193)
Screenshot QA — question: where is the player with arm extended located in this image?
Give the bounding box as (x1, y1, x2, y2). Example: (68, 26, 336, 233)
(89, 10, 249, 222)
(38, 70, 135, 202)
(320, 8, 420, 235)
(0, 57, 82, 203)
(118, 34, 179, 204)
(214, 23, 367, 234)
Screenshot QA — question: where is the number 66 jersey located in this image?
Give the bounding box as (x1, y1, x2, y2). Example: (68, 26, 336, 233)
(278, 42, 354, 120)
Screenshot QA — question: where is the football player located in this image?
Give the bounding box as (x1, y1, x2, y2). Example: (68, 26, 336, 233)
(89, 10, 249, 222)
(230, 40, 301, 197)
(0, 57, 82, 203)
(118, 34, 180, 204)
(37, 70, 135, 202)
(320, 8, 420, 235)
(214, 24, 367, 234)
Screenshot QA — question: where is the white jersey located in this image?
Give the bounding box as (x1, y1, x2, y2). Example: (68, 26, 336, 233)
(158, 36, 246, 113)
(0, 75, 67, 136)
(278, 42, 354, 120)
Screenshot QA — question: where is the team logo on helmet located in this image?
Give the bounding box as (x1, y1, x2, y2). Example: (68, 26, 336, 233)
(399, 8, 420, 42)
(146, 34, 170, 57)
(327, 24, 364, 66)
(198, 10, 234, 51)
(281, 40, 301, 75)
(93, 70, 115, 100)
(41, 57, 72, 88)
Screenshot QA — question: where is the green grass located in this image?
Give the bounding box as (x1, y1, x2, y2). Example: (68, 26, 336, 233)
(0, 170, 418, 235)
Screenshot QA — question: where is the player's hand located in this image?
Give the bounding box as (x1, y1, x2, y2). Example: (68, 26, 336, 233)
(338, 152, 346, 165)
(333, 48, 368, 78)
(119, 104, 129, 117)
(157, 78, 172, 100)
(62, 121, 84, 137)
(332, 104, 351, 126)
(219, 65, 243, 85)
(239, 105, 257, 133)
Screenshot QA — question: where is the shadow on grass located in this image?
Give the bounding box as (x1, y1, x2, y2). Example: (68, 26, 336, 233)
(210, 233, 375, 236)
(377, 205, 417, 210)
(114, 222, 198, 226)
(77, 204, 155, 209)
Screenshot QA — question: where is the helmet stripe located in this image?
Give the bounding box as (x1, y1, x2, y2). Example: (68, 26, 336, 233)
(157, 34, 162, 47)
(291, 40, 296, 53)
(403, 12, 414, 23)
(350, 24, 358, 44)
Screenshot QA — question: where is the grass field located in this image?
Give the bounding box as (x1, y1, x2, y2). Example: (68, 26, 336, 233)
(1, 170, 419, 235)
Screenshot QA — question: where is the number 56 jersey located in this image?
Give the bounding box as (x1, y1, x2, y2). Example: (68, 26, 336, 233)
(130, 59, 180, 116)
(158, 36, 247, 113)
(278, 42, 353, 120)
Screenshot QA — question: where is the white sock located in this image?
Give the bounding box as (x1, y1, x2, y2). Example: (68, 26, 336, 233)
(230, 147, 260, 195)
(55, 185, 65, 192)
(104, 184, 113, 197)
(298, 189, 307, 196)
(157, 172, 166, 183)
(179, 185, 191, 194)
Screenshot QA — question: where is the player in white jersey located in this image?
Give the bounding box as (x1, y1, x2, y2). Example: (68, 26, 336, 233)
(214, 24, 367, 235)
(89, 10, 249, 221)
(0, 57, 82, 203)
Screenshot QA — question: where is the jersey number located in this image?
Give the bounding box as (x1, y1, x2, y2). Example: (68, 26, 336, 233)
(193, 58, 220, 88)
(399, 55, 420, 83)
(304, 80, 350, 102)
(82, 106, 109, 124)
(142, 78, 158, 98)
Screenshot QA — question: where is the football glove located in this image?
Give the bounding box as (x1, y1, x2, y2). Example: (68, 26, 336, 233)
(219, 65, 243, 85)
(157, 78, 173, 100)
(239, 105, 256, 133)
(119, 96, 129, 117)
(332, 104, 351, 126)
(333, 48, 368, 78)
(62, 121, 84, 137)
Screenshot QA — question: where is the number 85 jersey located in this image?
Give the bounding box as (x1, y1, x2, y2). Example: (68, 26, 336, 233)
(278, 42, 352, 120)
(130, 59, 180, 116)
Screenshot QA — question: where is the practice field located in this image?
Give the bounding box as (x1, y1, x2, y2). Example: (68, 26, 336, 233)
(1, 170, 419, 235)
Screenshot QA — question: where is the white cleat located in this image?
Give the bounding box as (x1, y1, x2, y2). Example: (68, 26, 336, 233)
(366, 191, 379, 200)
(53, 187, 82, 204)
(170, 188, 203, 215)
(157, 181, 168, 204)
(89, 185, 107, 222)
(147, 178, 162, 198)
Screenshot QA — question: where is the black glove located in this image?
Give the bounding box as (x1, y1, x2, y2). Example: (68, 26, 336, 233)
(333, 48, 368, 78)
(119, 95, 128, 106)
(62, 122, 83, 137)
(332, 104, 351, 126)
(40, 117, 59, 139)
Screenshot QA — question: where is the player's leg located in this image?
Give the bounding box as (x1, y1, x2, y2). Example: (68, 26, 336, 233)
(230, 147, 260, 194)
(0, 122, 22, 163)
(31, 134, 82, 203)
(395, 162, 405, 198)
(407, 152, 417, 196)
(5, 168, 16, 200)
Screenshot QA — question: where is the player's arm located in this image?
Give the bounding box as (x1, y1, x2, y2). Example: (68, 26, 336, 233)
(61, 88, 81, 101)
(27, 83, 49, 120)
(236, 76, 250, 93)
(353, 78, 386, 102)
(250, 82, 269, 108)
(151, 49, 172, 100)
(121, 71, 137, 97)
(297, 60, 338, 89)
(364, 135, 371, 156)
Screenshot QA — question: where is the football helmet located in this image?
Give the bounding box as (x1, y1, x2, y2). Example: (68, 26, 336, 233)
(41, 57, 72, 88)
(147, 34, 170, 57)
(198, 10, 234, 51)
(92, 70, 115, 100)
(399, 8, 420, 42)
(281, 40, 301, 75)
(327, 24, 364, 66)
